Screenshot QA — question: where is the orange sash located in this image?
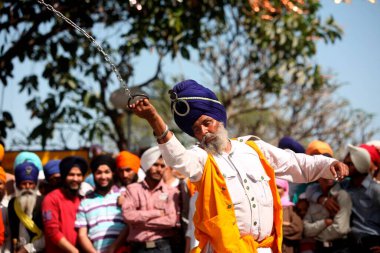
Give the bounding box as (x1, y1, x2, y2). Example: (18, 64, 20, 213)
(192, 139, 283, 253)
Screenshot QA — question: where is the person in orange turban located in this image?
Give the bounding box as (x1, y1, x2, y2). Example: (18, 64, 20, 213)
(115, 151, 141, 188)
(306, 140, 334, 157)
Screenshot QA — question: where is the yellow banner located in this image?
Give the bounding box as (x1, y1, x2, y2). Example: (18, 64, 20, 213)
(2, 149, 90, 173)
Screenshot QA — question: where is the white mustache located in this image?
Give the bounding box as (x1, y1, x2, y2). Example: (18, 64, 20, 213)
(20, 190, 34, 196)
(201, 133, 214, 147)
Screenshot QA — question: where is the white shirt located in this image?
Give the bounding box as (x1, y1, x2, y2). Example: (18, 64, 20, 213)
(159, 135, 336, 243)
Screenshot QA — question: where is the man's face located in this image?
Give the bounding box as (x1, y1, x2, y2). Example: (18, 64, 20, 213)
(94, 165, 113, 189)
(17, 180, 38, 215)
(48, 173, 61, 189)
(65, 167, 83, 191)
(116, 167, 137, 186)
(343, 154, 358, 176)
(18, 180, 37, 191)
(192, 115, 229, 155)
(192, 115, 221, 143)
(276, 185, 285, 197)
(147, 158, 166, 182)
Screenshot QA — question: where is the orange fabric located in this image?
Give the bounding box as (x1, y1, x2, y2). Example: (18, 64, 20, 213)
(0, 208, 4, 246)
(115, 151, 140, 173)
(192, 140, 283, 253)
(0, 167, 5, 183)
(0, 144, 3, 162)
(306, 140, 334, 157)
(186, 178, 197, 197)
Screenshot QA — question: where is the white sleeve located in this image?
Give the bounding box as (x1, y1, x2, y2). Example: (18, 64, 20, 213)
(255, 140, 337, 183)
(159, 135, 207, 182)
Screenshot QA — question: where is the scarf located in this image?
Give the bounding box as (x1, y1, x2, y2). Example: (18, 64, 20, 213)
(14, 198, 43, 242)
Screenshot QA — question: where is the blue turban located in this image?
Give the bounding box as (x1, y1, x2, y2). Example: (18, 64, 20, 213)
(171, 80, 227, 137)
(15, 161, 39, 185)
(14, 151, 43, 171)
(43, 160, 61, 179)
(278, 136, 305, 153)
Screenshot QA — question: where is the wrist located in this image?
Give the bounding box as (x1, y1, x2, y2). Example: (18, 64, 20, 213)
(153, 125, 169, 141)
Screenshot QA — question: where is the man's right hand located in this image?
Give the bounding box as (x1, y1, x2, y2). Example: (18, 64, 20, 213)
(320, 196, 340, 216)
(129, 98, 173, 144)
(129, 98, 157, 121)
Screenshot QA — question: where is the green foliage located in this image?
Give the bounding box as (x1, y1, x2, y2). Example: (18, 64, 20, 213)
(0, 0, 346, 150)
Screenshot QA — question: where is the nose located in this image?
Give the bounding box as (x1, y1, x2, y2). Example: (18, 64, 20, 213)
(200, 125, 208, 136)
(73, 175, 82, 181)
(25, 182, 34, 189)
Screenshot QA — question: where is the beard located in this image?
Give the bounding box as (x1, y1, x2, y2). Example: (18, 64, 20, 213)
(16, 189, 37, 216)
(200, 124, 229, 155)
(94, 179, 113, 193)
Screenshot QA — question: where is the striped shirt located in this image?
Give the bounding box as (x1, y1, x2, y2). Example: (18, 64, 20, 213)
(75, 191, 126, 252)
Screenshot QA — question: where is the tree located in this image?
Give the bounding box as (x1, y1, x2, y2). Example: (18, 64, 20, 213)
(0, 0, 228, 150)
(1, 0, 362, 152)
(198, 1, 376, 154)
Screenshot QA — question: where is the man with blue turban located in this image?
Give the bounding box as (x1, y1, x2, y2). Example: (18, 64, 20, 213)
(130, 79, 349, 253)
(8, 162, 45, 252)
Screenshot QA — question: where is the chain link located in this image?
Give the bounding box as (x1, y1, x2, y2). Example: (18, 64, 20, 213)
(37, 0, 132, 98)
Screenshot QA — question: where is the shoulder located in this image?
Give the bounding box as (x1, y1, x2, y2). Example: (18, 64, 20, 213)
(127, 182, 144, 191)
(236, 135, 262, 142)
(337, 189, 351, 201)
(43, 189, 61, 201)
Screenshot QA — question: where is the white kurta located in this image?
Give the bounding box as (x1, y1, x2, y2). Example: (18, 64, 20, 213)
(159, 135, 336, 249)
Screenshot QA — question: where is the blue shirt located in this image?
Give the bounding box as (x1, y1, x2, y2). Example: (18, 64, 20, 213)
(342, 175, 380, 236)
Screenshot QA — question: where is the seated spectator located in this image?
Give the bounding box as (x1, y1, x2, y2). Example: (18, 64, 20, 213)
(303, 140, 352, 253)
(276, 178, 303, 253)
(304, 177, 351, 253)
(76, 155, 128, 253)
(294, 194, 309, 220)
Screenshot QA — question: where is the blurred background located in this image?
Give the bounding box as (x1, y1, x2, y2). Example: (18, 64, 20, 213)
(0, 0, 379, 159)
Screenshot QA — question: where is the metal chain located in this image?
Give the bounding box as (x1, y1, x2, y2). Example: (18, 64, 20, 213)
(37, 0, 132, 98)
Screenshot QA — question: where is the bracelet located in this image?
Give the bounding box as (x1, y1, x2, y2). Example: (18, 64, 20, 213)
(153, 125, 169, 141)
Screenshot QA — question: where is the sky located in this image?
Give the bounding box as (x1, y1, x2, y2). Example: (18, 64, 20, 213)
(1, 0, 380, 150)
(316, 1, 380, 139)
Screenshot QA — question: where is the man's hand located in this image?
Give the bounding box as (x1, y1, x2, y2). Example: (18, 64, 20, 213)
(129, 98, 157, 121)
(329, 161, 349, 180)
(324, 218, 333, 226)
(324, 196, 340, 216)
(129, 98, 172, 144)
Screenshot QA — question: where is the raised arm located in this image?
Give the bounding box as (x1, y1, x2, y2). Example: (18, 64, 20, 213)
(129, 98, 172, 144)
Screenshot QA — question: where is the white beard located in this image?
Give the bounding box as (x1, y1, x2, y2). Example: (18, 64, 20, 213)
(201, 124, 229, 155)
(16, 189, 37, 216)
